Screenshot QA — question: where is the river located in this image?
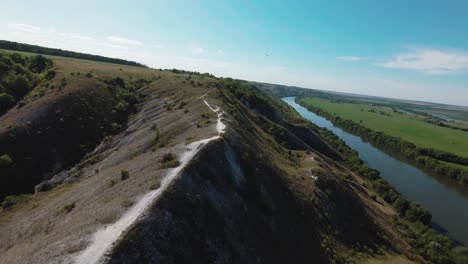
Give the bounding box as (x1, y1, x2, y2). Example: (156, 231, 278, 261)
(283, 96, 468, 245)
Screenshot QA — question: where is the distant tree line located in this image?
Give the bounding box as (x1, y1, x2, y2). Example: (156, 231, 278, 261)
(424, 117, 468, 132)
(297, 97, 468, 186)
(0, 40, 147, 68)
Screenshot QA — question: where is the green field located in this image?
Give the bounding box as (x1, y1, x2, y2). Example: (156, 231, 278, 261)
(298, 97, 468, 159)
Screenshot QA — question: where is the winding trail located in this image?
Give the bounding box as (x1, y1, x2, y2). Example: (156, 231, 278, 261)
(75, 99, 225, 264)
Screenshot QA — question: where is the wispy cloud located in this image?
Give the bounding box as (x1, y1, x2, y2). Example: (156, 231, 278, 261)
(8, 23, 40, 33)
(61, 32, 92, 40)
(107, 36, 143, 46)
(217, 49, 224, 53)
(377, 48, 468, 75)
(336, 56, 363, 61)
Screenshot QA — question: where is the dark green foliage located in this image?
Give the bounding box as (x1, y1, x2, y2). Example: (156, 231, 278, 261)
(405, 203, 432, 226)
(397, 220, 468, 264)
(160, 153, 176, 163)
(0, 40, 146, 67)
(1, 194, 30, 209)
(105, 77, 149, 125)
(393, 197, 410, 215)
(120, 170, 130, 181)
(0, 93, 14, 113)
(0, 154, 14, 168)
(28, 55, 53, 73)
(159, 153, 180, 169)
(0, 51, 54, 116)
(63, 202, 76, 213)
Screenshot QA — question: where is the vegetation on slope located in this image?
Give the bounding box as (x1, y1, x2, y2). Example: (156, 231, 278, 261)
(0, 40, 146, 67)
(0, 51, 55, 116)
(0, 51, 151, 201)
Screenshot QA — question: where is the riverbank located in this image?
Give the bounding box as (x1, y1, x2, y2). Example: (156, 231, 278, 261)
(295, 97, 468, 187)
(284, 97, 468, 262)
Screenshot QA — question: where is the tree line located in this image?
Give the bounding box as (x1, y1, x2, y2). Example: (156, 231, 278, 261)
(0, 40, 147, 68)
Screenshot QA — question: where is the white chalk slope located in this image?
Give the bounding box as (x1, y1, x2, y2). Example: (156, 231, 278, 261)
(75, 99, 225, 264)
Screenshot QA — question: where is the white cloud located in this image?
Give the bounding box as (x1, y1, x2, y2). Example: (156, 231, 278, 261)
(107, 36, 143, 46)
(217, 49, 224, 53)
(61, 32, 92, 40)
(336, 56, 363, 61)
(377, 48, 468, 75)
(8, 23, 40, 33)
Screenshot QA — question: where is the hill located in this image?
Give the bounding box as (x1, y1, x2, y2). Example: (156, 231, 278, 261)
(0, 48, 466, 263)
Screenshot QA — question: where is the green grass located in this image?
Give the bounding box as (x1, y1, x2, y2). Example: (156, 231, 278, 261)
(298, 97, 468, 158)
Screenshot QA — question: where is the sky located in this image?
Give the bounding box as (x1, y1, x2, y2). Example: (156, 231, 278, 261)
(1, 0, 468, 106)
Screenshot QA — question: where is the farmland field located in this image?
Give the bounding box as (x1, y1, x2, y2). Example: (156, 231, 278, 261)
(296, 97, 468, 159)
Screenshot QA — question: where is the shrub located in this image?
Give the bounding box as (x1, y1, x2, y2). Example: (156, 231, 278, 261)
(0, 154, 14, 168)
(0, 93, 15, 114)
(160, 160, 180, 169)
(159, 153, 180, 169)
(108, 178, 118, 187)
(120, 170, 130, 181)
(149, 180, 161, 190)
(393, 197, 410, 215)
(63, 202, 76, 213)
(1, 194, 30, 209)
(160, 153, 176, 163)
(405, 203, 432, 225)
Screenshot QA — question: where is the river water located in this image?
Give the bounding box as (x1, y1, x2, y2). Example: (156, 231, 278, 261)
(283, 96, 468, 245)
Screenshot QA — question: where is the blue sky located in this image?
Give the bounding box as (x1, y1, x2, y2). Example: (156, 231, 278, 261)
(1, 0, 468, 105)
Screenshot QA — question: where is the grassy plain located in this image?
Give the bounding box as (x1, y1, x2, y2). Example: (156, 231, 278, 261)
(297, 97, 468, 159)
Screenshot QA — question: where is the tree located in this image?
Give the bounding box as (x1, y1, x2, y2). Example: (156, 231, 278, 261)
(393, 197, 410, 215)
(0, 154, 14, 168)
(10, 75, 32, 101)
(28, 55, 52, 73)
(405, 203, 432, 226)
(0, 93, 15, 114)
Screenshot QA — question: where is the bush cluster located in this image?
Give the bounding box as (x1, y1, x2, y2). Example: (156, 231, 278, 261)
(0, 52, 54, 115)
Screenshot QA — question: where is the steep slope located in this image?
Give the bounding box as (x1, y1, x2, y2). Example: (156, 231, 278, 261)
(0, 51, 153, 200)
(0, 51, 424, 264)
